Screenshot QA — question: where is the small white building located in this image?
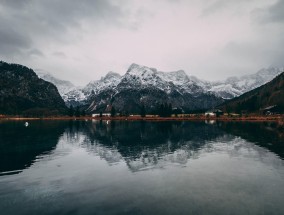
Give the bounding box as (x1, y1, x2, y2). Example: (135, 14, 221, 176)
(92, 113, 111, 117)
(205, 111, 216, 117)
(205, 109, 223, 117)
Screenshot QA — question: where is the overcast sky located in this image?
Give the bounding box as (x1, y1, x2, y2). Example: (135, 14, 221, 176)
(1, 0, 284, 85)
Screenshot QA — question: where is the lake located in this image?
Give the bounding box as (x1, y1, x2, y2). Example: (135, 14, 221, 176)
(0, 120, 284, 215)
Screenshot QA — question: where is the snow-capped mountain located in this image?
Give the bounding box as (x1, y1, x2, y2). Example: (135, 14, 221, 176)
(200, 67, 283, 99)
(36, 71, 76, 95)
(1, 61, 67, 114)
(84, 71, 121, 95)
(37, 63, 283, 112)
(64, 71, 121, 107)
(117, 63, 204, 95)
(218, 71, 284, 113)
(86, 63, 222, 113)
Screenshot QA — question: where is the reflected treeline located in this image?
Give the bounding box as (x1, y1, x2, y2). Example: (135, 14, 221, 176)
(65, 120, 232, 171)
(219, 122, 284, 159)
(0, 120, 67, 175)
(2, 120, 284, 175)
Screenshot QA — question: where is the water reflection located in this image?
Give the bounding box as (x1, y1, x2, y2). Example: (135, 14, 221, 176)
(1, 120, 284, 175)
(1, 120, 284, 215)
(61, 120, 284, 172)
(65, 121, 222, 169)
(220, 121, 284, 159)
(0, 120, 66, 175)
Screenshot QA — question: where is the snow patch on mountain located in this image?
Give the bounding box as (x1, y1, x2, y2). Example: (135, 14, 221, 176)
(37, 64, 284, 107)
(63, 71, 121, 106)
(36, 71, 76, 95)
(117, 63, 204, 95)
(84, 71, 121, 95)
(205, 67, 283, 99)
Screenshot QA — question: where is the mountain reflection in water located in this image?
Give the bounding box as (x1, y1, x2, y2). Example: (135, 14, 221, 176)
(69, 121, 232, 172)
(0, 120, 66, 175)
(0, 120, 284, 215)
(1, 120, 283, 175)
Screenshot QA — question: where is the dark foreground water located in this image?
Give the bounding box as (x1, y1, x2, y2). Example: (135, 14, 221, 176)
(0, 120, 284, 215)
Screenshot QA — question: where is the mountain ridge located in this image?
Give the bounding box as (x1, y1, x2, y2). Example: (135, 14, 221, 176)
(0, 61, 67, 115)
(40, 64, 283, 102)
(36, 63, 283, 113)
(218, 72, 284, 113)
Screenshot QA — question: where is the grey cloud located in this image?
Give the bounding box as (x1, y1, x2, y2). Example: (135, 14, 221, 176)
(201, 0, 246, 16)
(52, 52, 66, 58)
(2, 0, 127, 32)
(1, 0, 283, 85)
(0, 0, 130, 57)
(222, 37, 284, 68)
(253, 0, 284, 24)
(223, 41, 262, 59)
(28, 49, 44, 57)
(0, 22, 32, 56)
(1, 0, 31, 9)
(201, 0, 228, 15)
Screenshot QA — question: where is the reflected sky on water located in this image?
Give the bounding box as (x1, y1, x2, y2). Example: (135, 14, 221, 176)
(0, 120, 284, 215)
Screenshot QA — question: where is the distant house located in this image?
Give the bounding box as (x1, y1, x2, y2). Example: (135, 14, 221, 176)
(205, 109, 224, 117)
(205, 111, 215, 117)
(261, 105, 280, 115)
(92, 113, 111, 117)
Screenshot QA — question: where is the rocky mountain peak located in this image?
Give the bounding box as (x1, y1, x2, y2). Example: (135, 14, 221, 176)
(102, 71, 121, 80)
(36, 71, 76, 95)
(0, 61, 67, 115)
(256, 67, 283, 76)
(127, 63, 157, 75)
(37, 62, 284, 110)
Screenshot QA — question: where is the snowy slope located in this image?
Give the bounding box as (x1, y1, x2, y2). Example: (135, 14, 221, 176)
(86, 64, 222, 113)
(38, 64, 284, 108)
(117, 63, 204, 95)
(84, 71, 121, 95)
(203, 67, 283, 99)
(64, 71, 121, 106)
(36, 71, 76, 95)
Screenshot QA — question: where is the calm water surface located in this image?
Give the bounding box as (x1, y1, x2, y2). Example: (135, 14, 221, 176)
(0, 120, 284, 215)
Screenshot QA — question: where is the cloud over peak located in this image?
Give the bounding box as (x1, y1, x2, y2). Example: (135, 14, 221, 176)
(0, 0, 283, 85)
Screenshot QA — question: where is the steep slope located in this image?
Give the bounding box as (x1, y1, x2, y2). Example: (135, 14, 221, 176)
(87, 63, 223, 113)
(218, 72, 284, 113)
(64, 71, 121, 107)
(201, 67, 283, 99)
(116, 63, 204, 94)
(51, 62, 282, 112)
(0, 61, 67, 115)
(37, 71, 76, 95)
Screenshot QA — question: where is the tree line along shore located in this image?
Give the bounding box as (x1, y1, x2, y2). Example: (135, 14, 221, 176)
(1, 114, 284, 123)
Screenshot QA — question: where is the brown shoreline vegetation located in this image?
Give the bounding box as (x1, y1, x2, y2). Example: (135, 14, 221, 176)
(1, 114, 284, 123)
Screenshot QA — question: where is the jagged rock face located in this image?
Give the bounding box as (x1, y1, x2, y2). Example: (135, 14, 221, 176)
(218, 72, 284, 113)
(0, 61, 67, 115)
(86, 63, 223, 113)
(35, 71, 82, 107)
(110, 89, 222, 113)
(117, 63, 204, 95)
(38, 62, 283, 112)
(199, 67, 283, 99)
(36, 72, 76, 95)
(63, 71, 121, 107)
(81, 65, 283, 113)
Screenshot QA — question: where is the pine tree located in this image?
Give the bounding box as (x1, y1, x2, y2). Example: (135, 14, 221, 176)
(75, 106, 80, 117)
(111, 106, 116, 117)
(68, 105, 74, 117)
(141, 104, 146, 117)
(168, 103, 172, 117)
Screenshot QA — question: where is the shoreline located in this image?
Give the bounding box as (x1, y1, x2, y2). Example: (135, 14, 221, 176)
(1, 115, 284, 122)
